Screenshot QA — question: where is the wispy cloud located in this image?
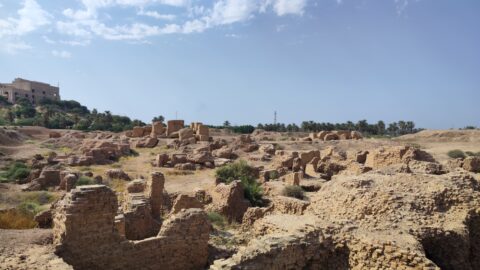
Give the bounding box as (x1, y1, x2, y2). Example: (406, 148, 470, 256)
(0, 0, 51, 38)
(1, 41, 32, 54)
(51, 50, 72, 58)
(138, 10, 176, 20)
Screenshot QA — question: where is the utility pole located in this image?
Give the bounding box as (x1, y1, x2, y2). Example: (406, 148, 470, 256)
(274, 111, 277, 125)
(175, 111, 178, 120)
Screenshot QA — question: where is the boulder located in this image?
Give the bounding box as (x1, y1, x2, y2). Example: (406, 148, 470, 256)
(105, 169, 131, 181)
(463, 157, 480, 173)
(179, 128, 195, 141)
(351, 131, 363, 140)
(207, 180, 251, 222)
(188, 151, 214, 164)
(126, 179, 146, 193)
(170, 194, 203, 214)
(213, 147, 233, 159)
(324, 133, 339, 141)
(260, 144, 276, 155)
(317, 131, 329, 140)
(151, 121, 165, 137)
(135, 136, 158, 148)
(155, 153, 169, 167)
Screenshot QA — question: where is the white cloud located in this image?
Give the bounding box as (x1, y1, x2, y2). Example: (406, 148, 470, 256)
(52, 50, 72, 58)
(138, 10, 176, 20)
(209, 0, 259, 25)
(1, 41, 32, 54)
(0, 0, 51, 37)
(272, 0, 307, 16)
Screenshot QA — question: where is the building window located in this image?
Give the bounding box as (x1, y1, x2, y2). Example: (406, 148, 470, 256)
(25, 94, 28, 97)
(43, 91, 46, 94)
(32, 89, 35, 93)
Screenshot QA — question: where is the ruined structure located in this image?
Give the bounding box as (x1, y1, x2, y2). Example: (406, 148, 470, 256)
(53, 184, 211, 270)
(0, 78, 60, 104)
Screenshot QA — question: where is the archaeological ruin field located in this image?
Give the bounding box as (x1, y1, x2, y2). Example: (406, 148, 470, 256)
(0, 122, 479, 270)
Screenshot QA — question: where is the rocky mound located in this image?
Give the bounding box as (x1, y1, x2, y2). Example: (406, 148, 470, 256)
(397, 129, 480, 143)
(213, 171, 480, 269)
(0, 128, 27, 146)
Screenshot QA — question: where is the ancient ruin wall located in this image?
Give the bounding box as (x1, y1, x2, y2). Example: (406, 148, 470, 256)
(53, 185, 210, 270)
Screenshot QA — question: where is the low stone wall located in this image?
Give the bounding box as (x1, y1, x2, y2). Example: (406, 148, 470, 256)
(53, 185, 210, 270)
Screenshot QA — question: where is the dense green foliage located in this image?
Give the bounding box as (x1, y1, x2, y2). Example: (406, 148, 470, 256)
(208, 123, 255, 134)
(0, 97, 146, 132)
(447, 149, 467, 159)
(256, 120, 421, 136)
(281, 185, 305, 200)
(215, 160, 264, 206)
(0, 162, 30, 183)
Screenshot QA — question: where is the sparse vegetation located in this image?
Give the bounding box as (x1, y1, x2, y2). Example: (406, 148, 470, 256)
(0, 162, 30, 183)
(75, 176, 95, 187)
(215, 160, 264, 206)
(281, 185, 305, 200)
(447, 149, 467, 159)
(465, 151, 480, 157)
(0, 191, 58, 229)
(207, 212, 227, 228)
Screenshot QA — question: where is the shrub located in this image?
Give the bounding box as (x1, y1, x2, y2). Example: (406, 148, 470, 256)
(242, 179, 264, 207)
(215, 160, 257, 184)
(465, 151, 480, 157)
(75, 176, 94, 187)
(207, 212, 226, 228)
(0, 209, 38, 229)
(215, 160, 264, 206)
(0, 162, 30, 182)
(447, 150, 466, 159)
(281, 185, 305, 200)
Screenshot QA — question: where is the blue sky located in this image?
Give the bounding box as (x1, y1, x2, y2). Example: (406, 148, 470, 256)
(0, 0, 479, 128)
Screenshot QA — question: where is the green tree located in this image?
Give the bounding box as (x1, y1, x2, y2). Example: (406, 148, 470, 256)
(377, 120, 386, 135)
(223, 120, 231, 127)
(152, 115, 165, 123)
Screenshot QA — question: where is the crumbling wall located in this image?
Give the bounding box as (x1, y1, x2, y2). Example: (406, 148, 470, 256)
(53, 185, 210, 270)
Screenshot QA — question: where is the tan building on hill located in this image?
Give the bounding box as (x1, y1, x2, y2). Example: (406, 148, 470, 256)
(0, 78, 60, 105)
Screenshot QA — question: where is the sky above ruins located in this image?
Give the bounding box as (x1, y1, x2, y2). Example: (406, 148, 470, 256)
(0, 0, 479, 128)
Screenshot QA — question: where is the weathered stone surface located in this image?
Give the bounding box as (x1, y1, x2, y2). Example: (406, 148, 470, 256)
(151, 121, 165, 137)
(155, 153, 169, 167)
(167, 120, 184, 136)
(34, 209, 52, 228)
(53, 185, 211, 270)
(365, 146, 435, 169)
(284, 172, 302, 186)
(126, 179, 146, 193)
(135, 136, 158, 148)
(179, 128, 195, 141)
(206, 180, 251, 223)
(272, 196, 309, 215)
(170, 194, 203, 214)
(105, 169, 131, 181)
(463, 157, 480, 173)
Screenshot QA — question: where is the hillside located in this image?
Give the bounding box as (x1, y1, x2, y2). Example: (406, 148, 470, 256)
(0, 97, 145, 132)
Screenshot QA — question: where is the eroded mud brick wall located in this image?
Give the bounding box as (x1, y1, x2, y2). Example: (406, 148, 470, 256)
(53, 185, 210, 270)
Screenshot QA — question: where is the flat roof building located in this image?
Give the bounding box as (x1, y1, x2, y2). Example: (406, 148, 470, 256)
(0, 78, 60, 105)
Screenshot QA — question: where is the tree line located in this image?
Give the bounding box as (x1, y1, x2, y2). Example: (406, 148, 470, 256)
(0, 97, 146, 132)
(256, 120, 419, 136)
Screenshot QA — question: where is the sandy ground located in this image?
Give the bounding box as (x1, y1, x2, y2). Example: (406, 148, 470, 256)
(0, 229, 71, 270)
